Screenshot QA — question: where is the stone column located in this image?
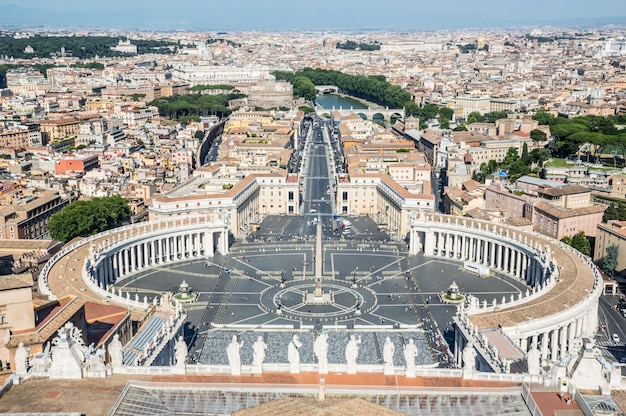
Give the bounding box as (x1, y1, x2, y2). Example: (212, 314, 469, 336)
(122, 249, 128, 276)
(106, 257, 113, 284)
(541, 332, 549, 360)
(166, 236, 171, 262)
(490, 241, 496, 267)
(520, 337, 528, 352)
(481, 239, 487, 264)
(205, 231, 215, 257)
(559, 326, 567, 359)
(143, 242, 149, 267)
(424, 231, 434, 256)
(130, 246, 136, 272)
(551, 329, 558, 360)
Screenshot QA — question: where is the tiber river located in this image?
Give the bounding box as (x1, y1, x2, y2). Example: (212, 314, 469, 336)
(315, 94, 368, 110)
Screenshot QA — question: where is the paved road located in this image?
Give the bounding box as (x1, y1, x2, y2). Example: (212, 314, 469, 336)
(300, 122, 335, 237)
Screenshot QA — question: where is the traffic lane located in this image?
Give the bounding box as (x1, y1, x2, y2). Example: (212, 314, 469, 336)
(599, 296, 626, 342)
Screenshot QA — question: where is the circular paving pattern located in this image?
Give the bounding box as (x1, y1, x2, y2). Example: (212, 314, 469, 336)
(259, 279, 378, 322)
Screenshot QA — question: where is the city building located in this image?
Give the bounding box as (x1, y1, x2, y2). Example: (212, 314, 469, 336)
(0, 191, 70, 240)
(594, 221, 626, 276)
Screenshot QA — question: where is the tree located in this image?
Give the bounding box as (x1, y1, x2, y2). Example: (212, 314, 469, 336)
(487, 111, 508, 123)
(298, 105, 315, 114)
(438, 107, 454, 121)
(438, 116, 450, 129)
(532, 111, 555, 125)
(466, 111, 483, 124)
(530, 129, 547, 145)
(561, 231, 590, 256)
(521, 143, 529, 164)
(291, 76, 316, 101)
(48, 196, 131, 242)
(602, 244, 619, 276)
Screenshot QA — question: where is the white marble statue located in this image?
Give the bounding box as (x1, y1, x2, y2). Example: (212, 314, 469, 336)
(527, 346, 541, 375)
(108, 334, 123, 368)
(226, 335, 243, 376)
(174, 336, 187, 366)
(252, 336, 267, 367)
(314, 331, 329, 374)
(84, 344, 107, 377)
(31, 343, 51, 376)
(288, 334, 302, 374)
(404, 339, 418, 378)
(345, 334, 361, 374)
(14, 342, 28, 376)
(383, 337, 395, 366)
(463, 342, 476, 372)
(48, 322, 87, 379)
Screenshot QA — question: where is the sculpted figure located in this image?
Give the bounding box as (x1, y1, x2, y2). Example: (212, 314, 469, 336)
(288, 334, 302, 374)
(174, 336, 187, 366)
(314, 331, 329, 374)
(404, 339, 418, 377)
(345, 334, 361, 374)
(252, 336, 267, 367)
(108, 334, 123, 368)
(383, 337, 395, 366)
(463, 342, 476, 371)
(227, 335, 243, 375)
(14, 342, 28, 376)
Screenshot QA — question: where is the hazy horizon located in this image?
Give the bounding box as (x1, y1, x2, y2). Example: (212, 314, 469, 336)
(1, 0, 625, 31)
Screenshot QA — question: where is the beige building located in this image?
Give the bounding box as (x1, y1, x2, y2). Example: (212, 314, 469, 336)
(39, 118, 81, 143)
(149, 169, 299, 237)
(0, 274, 35, 366)
(0, 191, 70, 240)
(595, 221, 626, 275)
(533, 202, 606, 240)
(336, 173, 435, 237)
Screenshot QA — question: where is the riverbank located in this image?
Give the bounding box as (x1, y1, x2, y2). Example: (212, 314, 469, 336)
(315, 93, 381, 110)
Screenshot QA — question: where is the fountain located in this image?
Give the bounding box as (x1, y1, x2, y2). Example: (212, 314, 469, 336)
(441, 281, 466, 304)
(172, 280, 197, 304)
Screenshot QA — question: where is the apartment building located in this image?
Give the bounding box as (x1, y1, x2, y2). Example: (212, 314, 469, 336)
(594, 221, 626, 275)
(0, 191, 70, 240)
(39, 118, 81, 143)
(149, 169, 299, 238)
(336, 174, 435, 237)
(55, 154, 99, 174)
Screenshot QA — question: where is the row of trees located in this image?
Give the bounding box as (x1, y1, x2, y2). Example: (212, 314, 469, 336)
(532, 111, 626, 162)
(273, 68, 412, 110)
(0, 35, 174, 59)
(48, 196, 130, 243)
(274, 68, 459, 127)
(149, 92, 245, 120)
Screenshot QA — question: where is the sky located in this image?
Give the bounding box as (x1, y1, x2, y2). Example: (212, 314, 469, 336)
(1, 0, 625, 30)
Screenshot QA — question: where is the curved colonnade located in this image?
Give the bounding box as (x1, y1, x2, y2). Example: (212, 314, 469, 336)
(40, 215, 229, 311)
(409, 213, 603, 372)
